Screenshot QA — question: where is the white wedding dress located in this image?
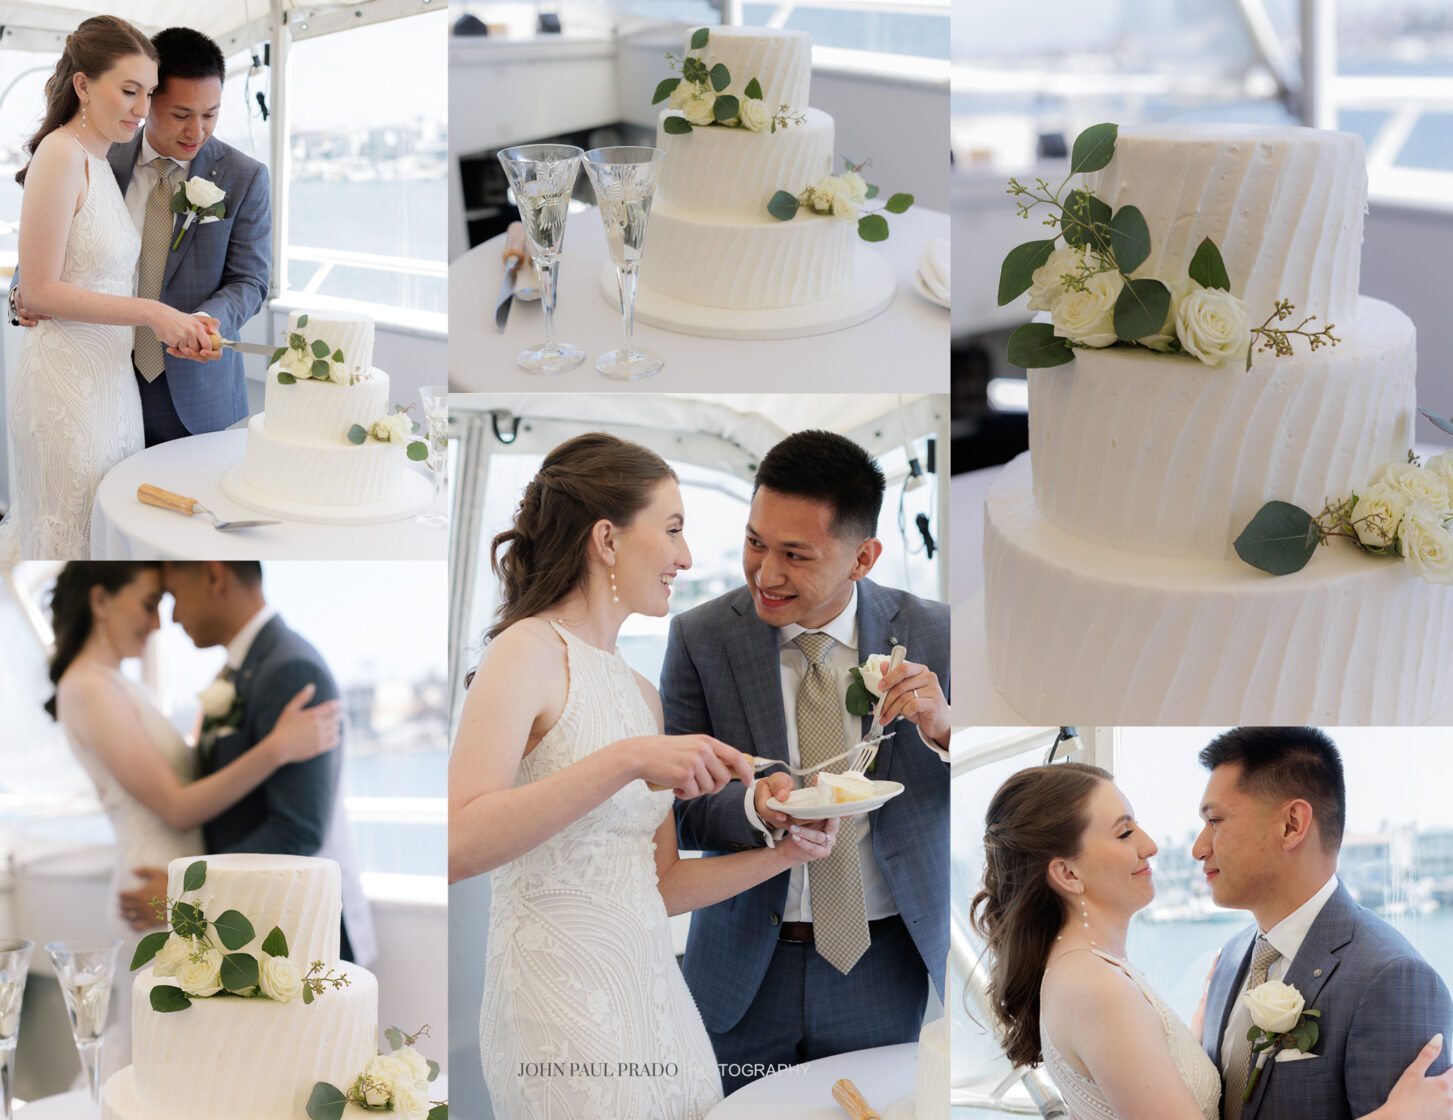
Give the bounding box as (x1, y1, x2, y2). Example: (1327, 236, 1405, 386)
(480, 622, 723, 1120)
(61, 665, 203, 1076)
(1042, 947, 1221, 1120)
(0, 136, 143, 560)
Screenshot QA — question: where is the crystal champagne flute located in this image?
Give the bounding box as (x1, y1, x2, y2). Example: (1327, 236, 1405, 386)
(497, 144, 585, 373)
(415, 384, 449, 528)
(583, 146, 667, 381)
(0, 941, 33, 1120)
(45, 940, 119, 1115)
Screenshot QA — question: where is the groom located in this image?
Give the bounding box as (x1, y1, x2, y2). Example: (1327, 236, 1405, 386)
(14, 27, 270, 446)
(1196, 727, 1453, 1120)
(662, 430, 950, 1094)
(119, 562, 375, 965)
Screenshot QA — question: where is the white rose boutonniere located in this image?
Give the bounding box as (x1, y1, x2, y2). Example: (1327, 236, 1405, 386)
(170, 176, 227, 250)
(1241, 980, 1320, 1099)
(1051, 270, 1124, 349)
(854, 653, 894, 701)
(197, 677, 236, 720)
(1175, 285, 1250, 366)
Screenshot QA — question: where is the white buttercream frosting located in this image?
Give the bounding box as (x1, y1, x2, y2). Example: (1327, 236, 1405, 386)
(284, 309, 375, 380)
(685, 26, 811, 116)
(263, 368, 391, 444)
(1086, 125, 1365, 329)
(1028, 297, 1416, 558)
(915, 1017, 950, 1120)
(984, 453, 1453, 724)
(244, 412, 403, 507)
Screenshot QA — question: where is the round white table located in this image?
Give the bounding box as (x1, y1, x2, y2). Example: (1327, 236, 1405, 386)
(706, 1041, 916, 1119)
(90, 430, 447, 560)
(14, 1090, 89, 1117)
(451, 206, 949, 392)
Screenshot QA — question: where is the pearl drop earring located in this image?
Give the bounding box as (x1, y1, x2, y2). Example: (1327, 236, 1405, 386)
(609, 566, 619, 604)
(1080, 894, 1090, 928)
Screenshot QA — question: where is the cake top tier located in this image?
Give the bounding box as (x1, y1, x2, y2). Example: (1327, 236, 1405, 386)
(167, 854, 341, 967)
(286, 309, 376, 381)
(1085, 124, 1365, 329)
(686, 26, 811, 116)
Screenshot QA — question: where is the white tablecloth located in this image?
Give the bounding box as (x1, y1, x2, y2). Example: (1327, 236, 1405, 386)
(451, 207, 949, 392)
(90, 430, 447, 560)
(14, 1090, 89, 1118)
(706, 1042, 916, 1120)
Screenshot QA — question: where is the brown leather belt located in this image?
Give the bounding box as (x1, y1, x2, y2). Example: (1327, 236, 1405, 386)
(778, 916, 901, 944)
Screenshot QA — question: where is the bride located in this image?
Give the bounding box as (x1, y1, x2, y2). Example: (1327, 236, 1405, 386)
(46, 561, 340, 1069)
(450, 433, 839, 1119)
(0, 16, 214, 560)
(970, 763, 1453, 1120)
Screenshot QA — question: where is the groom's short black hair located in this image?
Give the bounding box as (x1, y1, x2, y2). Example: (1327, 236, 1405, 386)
(1199, 727, 1346, 852)
(172, 561, 262, 587)
(152, 27, 226, 92)
(753, 430, 885, 542)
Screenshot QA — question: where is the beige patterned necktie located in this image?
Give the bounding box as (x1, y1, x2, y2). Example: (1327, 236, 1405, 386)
(134, 157, 178, 381)
(793, 632, 870, 975)
(1222, 933, 1282, 1120)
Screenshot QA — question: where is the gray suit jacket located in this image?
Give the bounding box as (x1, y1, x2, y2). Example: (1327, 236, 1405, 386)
(1204, 882, 1452, 1120)
(662, 578, 949, 1032)
(200, 614, 376, 966)
(108, 131, 270, 434)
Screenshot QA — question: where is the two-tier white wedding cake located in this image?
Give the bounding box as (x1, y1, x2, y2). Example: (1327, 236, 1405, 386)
(101, 855, 377, 1120)
(982, 125, 1453, 723)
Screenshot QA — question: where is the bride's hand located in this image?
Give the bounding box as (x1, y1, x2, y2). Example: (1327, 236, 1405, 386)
(1379, 1035, 1453, 1120)
(265, 683, 343, 765)
(148, 302, 214, 354)
(624, 734, 755, 799)
(778, 817, 838, 866)
(165, 313, 223, 362)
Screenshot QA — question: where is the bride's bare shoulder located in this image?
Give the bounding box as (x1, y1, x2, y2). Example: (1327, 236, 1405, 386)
(1042, 949, 1141, 1016)
(54, 662, 127, 724)
(484, 616, 566, 663)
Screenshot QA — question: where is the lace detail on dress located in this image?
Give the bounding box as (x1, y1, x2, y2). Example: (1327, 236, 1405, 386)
(1041, 948, 1220, 1120)
(0, 145, 143, 559)
(480, 622, 723, 1120)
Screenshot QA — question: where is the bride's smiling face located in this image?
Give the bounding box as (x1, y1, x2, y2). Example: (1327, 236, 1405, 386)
(606, 479, 690, 617)
(1059, 781, 1158, 918)
(74, 53, 157, 146)
(93, 569, 164, 658)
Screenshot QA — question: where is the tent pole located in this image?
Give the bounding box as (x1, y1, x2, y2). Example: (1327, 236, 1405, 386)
(268, 0, 290, 301)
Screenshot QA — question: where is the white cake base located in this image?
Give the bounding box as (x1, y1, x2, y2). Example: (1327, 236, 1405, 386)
(102, 1066, 375, 1120)
(983, 453, 1453, 724)
(613, 246, 896, 339)
(221, 462, 431, 525)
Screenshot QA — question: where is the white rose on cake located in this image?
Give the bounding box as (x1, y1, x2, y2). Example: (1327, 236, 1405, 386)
(1400, 501, 1453, 584)
(181, 176, 226, 209)
(275, 347, 313, 381)
(1175, 285, 1250, 366)
(197, 678, 236, 719)
(739, 97, 770, 132)
(1426, 451, 1453, 494)
(1378, 461, 1450, 514)
(390, 1079, 430, 1120)
(681, 86, 716, 126)
(1243, 980, 1305, 1034)
(152, 934, 193, 978)
(176, 945, 225, 998)
(1353, 481, 1408, 549)
(668, 82, 692, 110)
(1051, 270, 1123, 349)
(395, 1045, 432, 1086)
(258, 953, 302, 1002)
(371, 412, 412, 444)
(840, 170, 869, 204)
(1026, 245, 1094, 312)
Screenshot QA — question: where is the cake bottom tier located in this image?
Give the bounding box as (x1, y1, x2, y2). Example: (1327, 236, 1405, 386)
(914, 1018, 950, 1120)
(984, 453, 1453, 723)
(243, 413, 403, 507)
(640, 203, 855, 309)
(102, 1066, 375, 1120)
(104, 961, 378, 1120)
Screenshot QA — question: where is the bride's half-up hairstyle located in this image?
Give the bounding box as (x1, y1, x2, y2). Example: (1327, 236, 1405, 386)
(45, 561, 160, 719)
(969, 761, 1112, 1068)
(17, 15, 157, 186)
(485, 433, 676, 645)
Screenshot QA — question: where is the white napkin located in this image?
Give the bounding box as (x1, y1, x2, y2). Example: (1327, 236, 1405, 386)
(918, 238, 950, 302)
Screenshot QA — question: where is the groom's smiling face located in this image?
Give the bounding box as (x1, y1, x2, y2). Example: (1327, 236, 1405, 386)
(147, 75, 222, 162)
(1194, 762, 1279, 909)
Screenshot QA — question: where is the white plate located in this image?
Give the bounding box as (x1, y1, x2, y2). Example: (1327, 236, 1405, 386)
(911, 269, 949, 309)
(766, 780, 904, 818)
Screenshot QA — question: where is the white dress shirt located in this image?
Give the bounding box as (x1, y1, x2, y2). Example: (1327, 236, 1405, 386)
(225, 604, 278, 673)
(1220, 873, 1339, 1061)
(739, 584, 897, 923)
(123, 132, 194, 235)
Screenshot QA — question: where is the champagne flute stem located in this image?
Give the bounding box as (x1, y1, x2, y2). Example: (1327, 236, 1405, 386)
(615, 261, 639, 360)
(536, 257, 563, 355)
(1, 1048, 15, 1120)
(76, 1039, 101, 1110)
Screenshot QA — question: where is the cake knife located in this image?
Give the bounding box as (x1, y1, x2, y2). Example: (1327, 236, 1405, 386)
(495, 221, 528, 331)
(209, 334, 281, 358)
(831, 1078, 882, 1119)
(137, 485, 280, 530)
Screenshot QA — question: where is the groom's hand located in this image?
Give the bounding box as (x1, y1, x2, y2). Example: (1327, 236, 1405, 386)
(873, 659, 951, 749)
(119, 867, 170, 930)
(752, 772, 828, 831)
(166, 313, 223, 361)
(10, 283, 47, 328)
